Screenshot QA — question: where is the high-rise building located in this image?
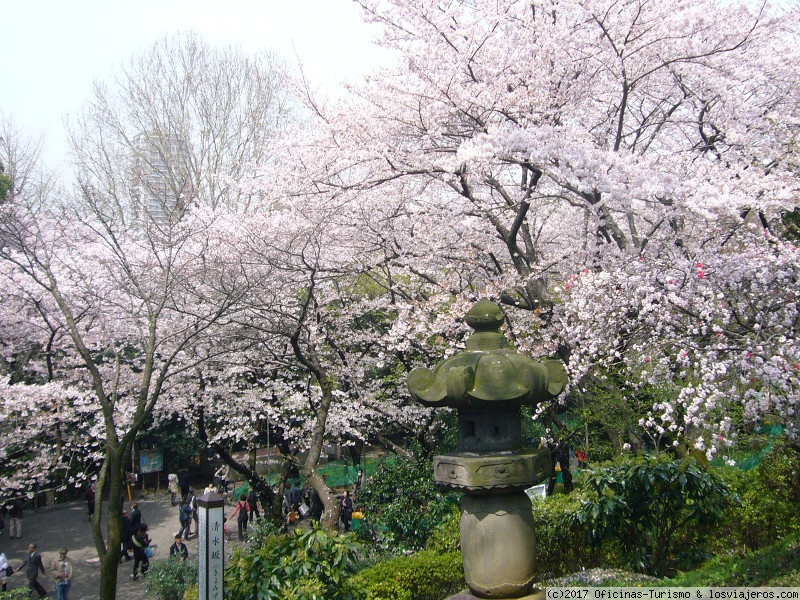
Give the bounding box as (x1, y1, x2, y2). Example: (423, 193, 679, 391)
(131, 133, 191, 226)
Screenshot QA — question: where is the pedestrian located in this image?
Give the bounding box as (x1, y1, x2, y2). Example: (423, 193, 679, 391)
(247, 488, 260, 522)
(8, 499, 23, 539)
(131, 523, 151, 580)
(167, 473, 179, 506)
(310, 488, 324, 524)
(228, 494, 250, 541)
(187, 489, 198, 536)
(120, 510, 133, 562)
(0, 547, 11, 592)
(213, 463, 229, 496)
(546, 439, 574, 496)
(178, 497, 192, 540)
(177, 467, 190, 500)
(19, 543, 47, 599)
(169, 535, 188, 561)
(357, 468, 367, 491)
(50, 546, 74, 600)
(129, 502, 142, 533)
(340, 490, 354, 532)
(287, 481, 302, 513)
(84, 482, 96, 519)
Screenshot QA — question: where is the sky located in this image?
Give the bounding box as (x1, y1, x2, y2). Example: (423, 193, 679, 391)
(0, 0, 392, 170)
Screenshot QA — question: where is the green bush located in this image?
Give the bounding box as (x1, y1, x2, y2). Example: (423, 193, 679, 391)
(666, 532, 800, 586)
(0, 588, 30, 600)
(718, 444, 800, 551)
(423, 506, 460, 554)
(349, 550, 464, 600)
(224, 524, 363, 600)
(356, 457, 458, 551)
(568, 454, 734, 577)
(145, 556, 199, 600)
(533, 492, 621, 580)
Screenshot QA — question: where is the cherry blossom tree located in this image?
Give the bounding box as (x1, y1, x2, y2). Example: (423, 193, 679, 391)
(253, 0, 800, 459)
(0, 190, 248, 597)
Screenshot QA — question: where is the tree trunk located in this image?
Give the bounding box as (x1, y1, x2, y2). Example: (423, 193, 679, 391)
(94, 444, 128, 600)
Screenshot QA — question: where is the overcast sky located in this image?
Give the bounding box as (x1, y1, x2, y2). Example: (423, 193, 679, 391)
(1, 0, 391, 169)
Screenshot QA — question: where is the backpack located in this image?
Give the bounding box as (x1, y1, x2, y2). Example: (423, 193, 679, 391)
(237, 501, 249, 522)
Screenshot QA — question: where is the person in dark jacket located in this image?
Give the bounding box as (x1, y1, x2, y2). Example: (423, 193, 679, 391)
(168, 535, 188, 561)
(178, 498, 192, 540)
(310, 488, 324, 524)
(129, 502, 142, 532)
(120, 510, 134, 562)
(131, 523, 151, 580)
(247, 488, 260, 522)
(84, 482, 96, 519)
(20, 543, 47, 598)
(340, 490, 354, 532)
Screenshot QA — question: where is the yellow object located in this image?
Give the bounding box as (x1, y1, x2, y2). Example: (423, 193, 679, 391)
(352, 511, 364, 519)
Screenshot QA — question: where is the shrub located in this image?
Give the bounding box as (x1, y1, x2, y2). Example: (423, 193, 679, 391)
(424, 506, 460, 554)
(666, 532, 800, 586)
(349, 550, 464, 600)
(145, 556, 199, 600)
(356, 457, 458, 551)
(532, 492, 620, 580)
(720, 444, 800, 551)
(0, 589, 29, 600)
(224, 524, 364, 600)
(568, 454, 734, 577)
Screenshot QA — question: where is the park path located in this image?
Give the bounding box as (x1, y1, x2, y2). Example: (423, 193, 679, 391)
(1, 488, 247, 599)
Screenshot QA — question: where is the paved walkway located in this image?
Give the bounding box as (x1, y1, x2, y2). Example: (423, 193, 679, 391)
(1, 490, 248, 599)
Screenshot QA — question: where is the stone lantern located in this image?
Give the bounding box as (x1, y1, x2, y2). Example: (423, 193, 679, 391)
(407, 298, 567, 599)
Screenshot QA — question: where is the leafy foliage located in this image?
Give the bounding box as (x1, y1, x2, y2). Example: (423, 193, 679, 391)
(348, 550, 464, 600)
(0, 162, 11, 203)
(666, 532, 800, 586)
(138, 416, 206, 474)
(145, 556, 199, 600)
(531, 492, 620, 580)
(224, 524, 363, 600)
(569, 455, 734, 576)
(715, 443, 800, 552)
(356, 456, 459, 551)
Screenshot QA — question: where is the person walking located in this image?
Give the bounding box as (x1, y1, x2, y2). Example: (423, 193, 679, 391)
(167, 473, 179, 506)
(340, 490, 354, 532)
(131, 523, 151, 580)
(129, 502, 142, 533)
(0, 547, 11, 592)
(213, 464, 229, 496)
(187, 489, 198, 536)
(177, 467, 190, 500)
(19, 543, 47, 599)
(247, 488, 260, 523)
(84, 482, 96, 520)
(8, 500, 23, 539)
(120, 510, 134, 562)
(228, 495, 250, 542)
(50, 547, 74, 600)
(178, 497, 192, 540)
(169, 535, 188, 561)
(310, 488, 324, 524)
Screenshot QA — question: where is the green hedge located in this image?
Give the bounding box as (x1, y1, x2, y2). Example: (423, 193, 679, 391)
(349, 550, 464, 600)
(666, 532, 800, 586)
